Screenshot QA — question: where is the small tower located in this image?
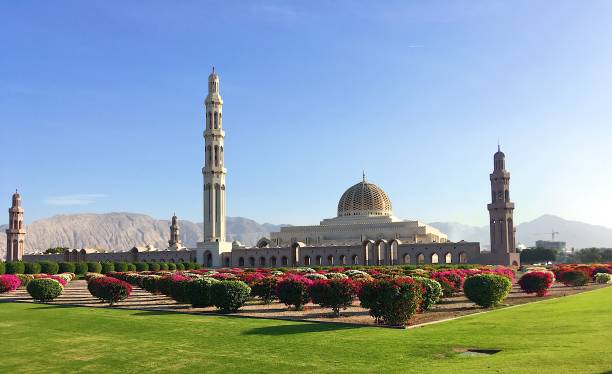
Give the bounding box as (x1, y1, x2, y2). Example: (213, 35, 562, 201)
(487, 146, 516, 254)
(6, 190, 26, 261)
(168, 213, 184, 250)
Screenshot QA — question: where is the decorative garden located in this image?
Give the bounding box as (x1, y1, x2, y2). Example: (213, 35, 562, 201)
(1, 260, 611, 327)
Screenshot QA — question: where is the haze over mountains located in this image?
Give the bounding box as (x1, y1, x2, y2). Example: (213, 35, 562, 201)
(1, 213, 612, 258)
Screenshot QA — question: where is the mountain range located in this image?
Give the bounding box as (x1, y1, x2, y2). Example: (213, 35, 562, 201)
(1, 213, 611, 258)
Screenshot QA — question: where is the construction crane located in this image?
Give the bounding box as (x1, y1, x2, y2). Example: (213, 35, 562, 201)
(533, 230, 560, 241)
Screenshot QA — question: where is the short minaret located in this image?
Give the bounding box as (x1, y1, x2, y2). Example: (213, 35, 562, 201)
(202, 67, 227, 242)
(487, 146, 516, 254)
(168, 213, 184, 250)
(6, 190, 26, 261)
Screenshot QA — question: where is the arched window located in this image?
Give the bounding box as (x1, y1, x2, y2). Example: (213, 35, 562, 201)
(224, 257, 230, 267)
(220, 146, 224, 165)
(505, 190, 509, 201)
(259, 257, 266, 267)
(327, 255, 334, 266)
(238, 257, 245, 267)
(270, 256, 277, 267)
(445, 252, 452, 263)
(403, 253, 410, 264)
(214, 145, 219, 166)
(207, 145, 212, 165)
(352, 255, 359, 265)
(249, 257, 255, 267)
(208, 112, 212, 129)
(417, 253, 425, 264)
(339, 255, 346, 265)
(459, 252, 467, 263)
(431, 253, 439, 264)
(214, 112, 218, 129)
(206, 252, 213, 267)
(281, 256, 288, 266)
(316, 255, 322, 266)
(18, 221, 22, 230)
(304, 256, 311, 266)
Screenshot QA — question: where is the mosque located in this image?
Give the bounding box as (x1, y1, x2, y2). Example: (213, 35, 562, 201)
(12, 69, 520, 267)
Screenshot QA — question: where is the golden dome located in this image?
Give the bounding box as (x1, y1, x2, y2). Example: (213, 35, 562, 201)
(337, 179, 392, 217)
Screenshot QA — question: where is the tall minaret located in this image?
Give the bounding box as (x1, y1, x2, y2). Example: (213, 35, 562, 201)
(6, 190, 26, 261)
(487, 146, 516, 254)
(168, 213, 184, 250)
(202, 67, 227, 242)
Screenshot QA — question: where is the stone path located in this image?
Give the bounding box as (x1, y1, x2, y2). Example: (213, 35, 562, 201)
(1, 280, 608, 328)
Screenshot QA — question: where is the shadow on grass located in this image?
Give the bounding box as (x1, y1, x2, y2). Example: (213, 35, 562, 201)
(242, 322, 362, 336)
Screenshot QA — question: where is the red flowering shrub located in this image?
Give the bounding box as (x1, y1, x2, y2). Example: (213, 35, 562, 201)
(358, 277, 422, 326)
(250, 276, 278, 304)
(0, 274, 21, 293)
(276, 274, 313, 310)
(309, 278, 356, 316)
(518, 271, 554, 296)
(558, 270, 589, 287)
(88, 276, 132, 305)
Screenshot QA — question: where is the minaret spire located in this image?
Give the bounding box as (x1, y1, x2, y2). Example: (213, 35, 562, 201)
(6, 191, 26, 261)
(488, 148, 515, 255)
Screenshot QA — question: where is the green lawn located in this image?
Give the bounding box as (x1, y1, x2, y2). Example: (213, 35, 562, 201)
(1, 287, 611, 373)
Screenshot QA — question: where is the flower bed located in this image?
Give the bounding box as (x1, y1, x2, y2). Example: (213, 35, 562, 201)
(87, 276, 133, 305)
(0, 274, 21, 293)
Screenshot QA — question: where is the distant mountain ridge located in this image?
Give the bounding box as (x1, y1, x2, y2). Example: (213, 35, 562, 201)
(1, 213, 611, 258)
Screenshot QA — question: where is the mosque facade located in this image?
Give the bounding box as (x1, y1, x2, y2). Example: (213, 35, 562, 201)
(13, 69, 519, 267)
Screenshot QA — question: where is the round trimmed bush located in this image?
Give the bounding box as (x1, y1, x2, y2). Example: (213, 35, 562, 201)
(182, 262, 193, 270)
(559, 270, 589, 287)
(113, 262, 129, 272)
(412, 276, 443, 311)
(5, 261, 25, 275)
(148, 262, 161, 272)
(518, 271, 554, 296)
(176, 263, 185, 271)
(135, 262, 149, 272)
(25, 262, 42, 274)
(594, 273, 611, 284)
(191, 263, 202, 270)
(101, 262, 115, 274)
(75, 262, 89, 275)
(358, 277, 423, 326)
(39, 261, 59, 275)
(159, 262, 169, 271)
(463, 274, 512, 308)
(87, 262, 102, 273)
(167, 263, 177, 271)
(59, 262, 76, 274)
(211, 280, 251, 313)
(250, 276, 278, 304)
(189, 277, 220, 308)
(309, 278, 356, 316)
(126, 263, 136, 271)
(88, 276, 132, 305)
(0, 274, 21, 293)
(27, 278, 63, 302)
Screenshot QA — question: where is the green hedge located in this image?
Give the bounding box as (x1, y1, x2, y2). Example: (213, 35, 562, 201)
(463, 274, 512, 308)
(5, 261, 25, 274)
(59, 262, 76, 273)
(25, 262, 42, 274)
(0, 262, 4, 275)
(126, 263, 136, 272)
(148, 262, 161, 272)
(101, 262, 115, 274)
(75, 262, 89, 275)
(211, 280, 251, 313)
(27, 278, 64, 302)
(135, 262, 149, 272)
(39, 261, 59, 275)
(113, 262, 129, 272)
(189, 278, 220, 308)
(167, 263, 177, 271)
(159, 262, 169, 271)
(87, 262, 102, 273)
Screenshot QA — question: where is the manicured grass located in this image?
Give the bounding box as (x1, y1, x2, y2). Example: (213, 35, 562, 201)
(1, 287, 611, 373)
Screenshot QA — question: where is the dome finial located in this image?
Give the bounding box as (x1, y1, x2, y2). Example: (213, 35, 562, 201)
(212, 65, 215, 74)
(362, 170, 366, 183)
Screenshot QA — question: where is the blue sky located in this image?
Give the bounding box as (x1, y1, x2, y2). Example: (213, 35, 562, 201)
(1, 1, 612, 228)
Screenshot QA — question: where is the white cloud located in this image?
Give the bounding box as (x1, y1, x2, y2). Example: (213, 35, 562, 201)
(44, 194, 108, 206)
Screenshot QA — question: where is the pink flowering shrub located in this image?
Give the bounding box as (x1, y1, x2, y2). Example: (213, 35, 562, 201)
(430, 270, 465, 296)
(0, 274, 21, 293)
(88, 276, 133, 305)
(33, 274, 68, 286)
(309, 278, 356, 316)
